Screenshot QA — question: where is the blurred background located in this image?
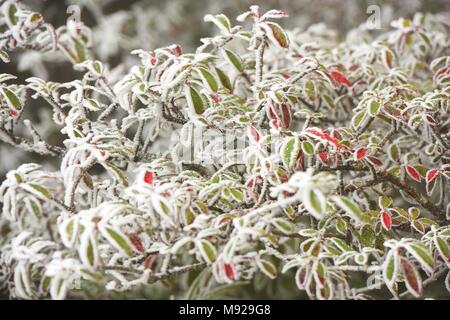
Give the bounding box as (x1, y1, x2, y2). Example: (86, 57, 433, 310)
(1, 0, 450, 178)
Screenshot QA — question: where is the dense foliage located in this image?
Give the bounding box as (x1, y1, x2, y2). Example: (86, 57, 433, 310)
(0, 1, 449, 300)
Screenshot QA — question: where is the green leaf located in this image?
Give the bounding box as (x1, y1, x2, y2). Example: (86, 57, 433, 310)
(257, 259, 277, 279)
(388, 143, 400, 162)
(214, 67, 233, 92)
(103, 162, 129, 187)
(351, 110, 366, 130)
(280, 137, 300, 169)
(368, 99, 380, 116)
(272, 218, 295, 234)
(333, 196, 365, 223)
(304, 188, 326, 220)
(185, 85, 205, 115)
(22, 183, 51, 199)
(301, 140, 315, 155)
(197, 67, 218, 92)
(405, 242, 434, 273)
(383, 249, 399, 286)
(229, 188, 244, 202)
(330, 238, 353, 252)
(4, 2, 18, 26)
(305, 80, 315, 100)
(378, 196, 393, 209)
(102, 227, 133, 256)
(222, 49, 244, 73)
(0, 87, 23, 111)
(204, 14, 231, 32)
(197, 239, 217, 263)
(434, 236, 450, 262)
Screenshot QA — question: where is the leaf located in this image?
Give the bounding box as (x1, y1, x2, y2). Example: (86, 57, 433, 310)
(379, 196, 393, 209)
(204, 14, 231, 33)
(280, 137, 301, 169)
(304, 80, 315, 100)
(367, 99, 381, 116)
(185, 85, 205, 115)
(404, 242, 434, 273)
(406, 164, 422, 182)
(352, 110, 366, 130)
(354, 147, 367, 161)
(3, 2, 18, 26)
(197, 239, 217, 263)
(197, 67, 218, 92)
(330, 70, 352, 87)
(301, 140, 315, 155)
(388, 143, 401, 162)
(383, 249, 399, 287)
(272, 218, 295, 234)
(0, 49, 10, 63)
(0, 87, 23, 112)
(426, 168, 440, 183)
(257, 259, 277, 279)
(380, 210, 392, 231)
(333, 196, 365, 223)
(261, 9, 288, 20)
(101, 226, 134, 256)
(330, 237, 353, 252)
(261, 22, 289, 49)
(434, 236, 450, 263)
(247, 125, 261, 144)
(79, 231, 99, 268)
(103, 162, 129, 187)
(313, 261, 326, 287)
(400, 258, 422, 298)
(214, 67, 233, 91)
(295, 266, 309, 289)
(222, 49, 244, 73)
(303, 188, 326, 220)
(21, 183, 51, 200)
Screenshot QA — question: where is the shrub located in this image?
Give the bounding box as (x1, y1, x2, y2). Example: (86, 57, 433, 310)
(0, 1, 449, 300)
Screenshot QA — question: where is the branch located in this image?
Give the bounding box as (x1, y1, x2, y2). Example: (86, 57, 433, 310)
(0, 126, 64, 157)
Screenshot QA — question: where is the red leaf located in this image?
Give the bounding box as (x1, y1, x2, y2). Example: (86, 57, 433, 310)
(330, 70, 352, 87)
(144, 171, 155, 185)
(426, 168, 440, 183)
(305, 128, 350, 151)
(423, 114, 437, 126)
(354, 147, 367, 161)
(247, 125, 261, 144)
(406, 164, 421, 182)
(266, 105, 279, 120)
(129, 235, 145, 253)
(366, 156, 383, 167)
(224, 263, 236, 280)
(400, 258, 422, 298)
(270, 119, 282, 129)
(318, 151, 329, 165)
(280, 103, 292, 128)
(381, 210, 392, 231)
(246, 175, 261, 189)
(144, 254, 158, 269)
